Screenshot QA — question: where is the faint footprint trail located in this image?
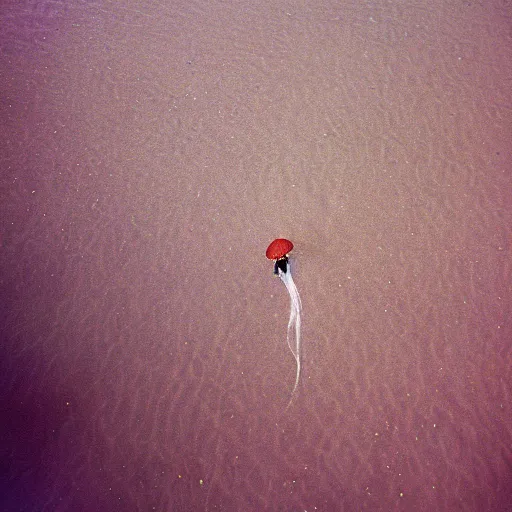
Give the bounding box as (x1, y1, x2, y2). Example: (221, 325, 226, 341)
(266, 239, 303, 409)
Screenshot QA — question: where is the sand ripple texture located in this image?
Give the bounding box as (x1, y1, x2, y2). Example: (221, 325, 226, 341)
(1, 0, 511, 510)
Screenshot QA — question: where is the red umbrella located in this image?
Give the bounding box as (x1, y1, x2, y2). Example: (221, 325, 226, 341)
(266, 238, 294, 260)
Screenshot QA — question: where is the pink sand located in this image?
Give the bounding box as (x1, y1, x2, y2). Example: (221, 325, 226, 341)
(1, 0, 511, 510)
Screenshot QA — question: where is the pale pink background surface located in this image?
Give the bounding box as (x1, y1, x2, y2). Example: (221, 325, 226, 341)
(1, 1, 511, 510)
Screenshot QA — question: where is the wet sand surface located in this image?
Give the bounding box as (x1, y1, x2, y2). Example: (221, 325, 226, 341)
(1, 1, 511, 510)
